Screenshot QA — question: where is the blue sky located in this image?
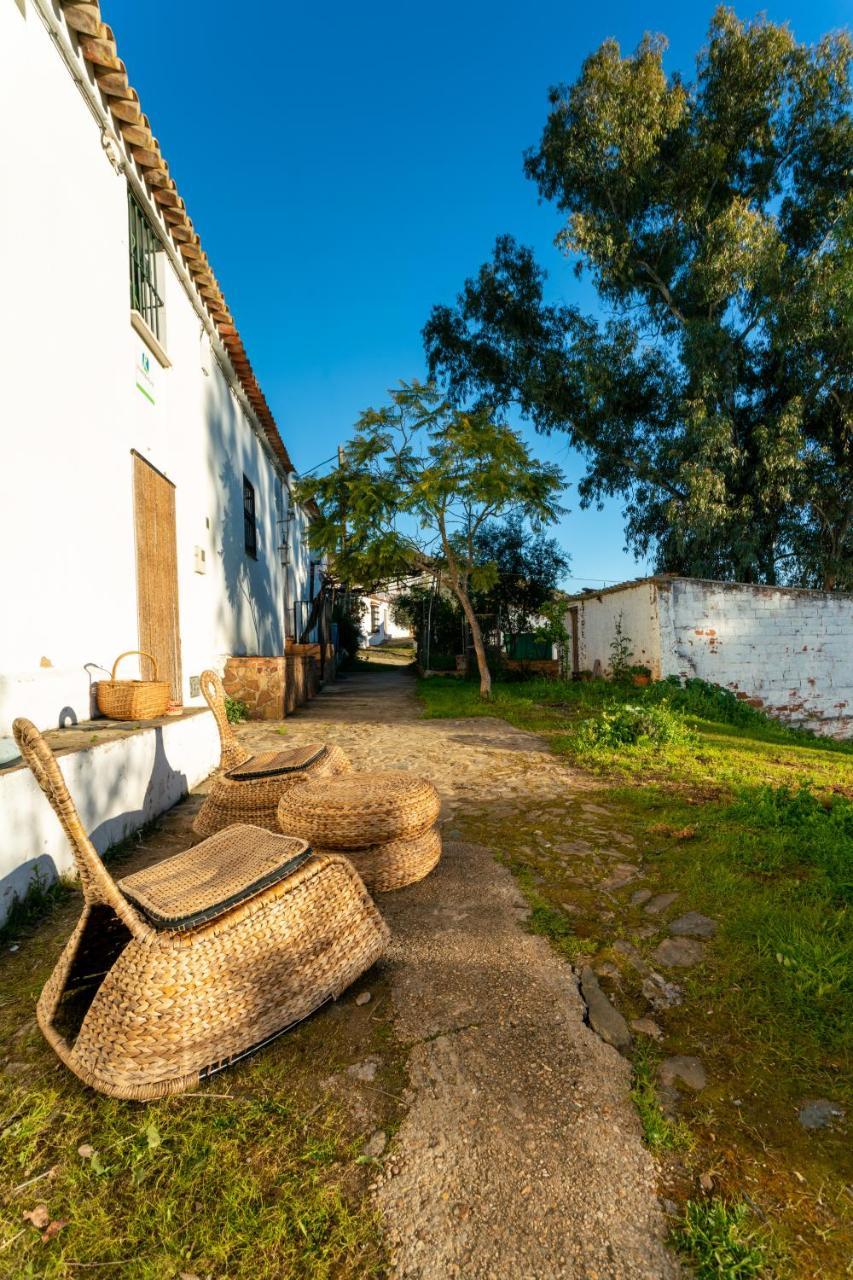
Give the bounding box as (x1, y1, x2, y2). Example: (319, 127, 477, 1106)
(107, 0, 848, 590)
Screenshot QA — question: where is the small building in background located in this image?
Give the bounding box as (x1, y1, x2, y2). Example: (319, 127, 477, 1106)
(360, 590, 414, 648)
(564, 577, 852, 739)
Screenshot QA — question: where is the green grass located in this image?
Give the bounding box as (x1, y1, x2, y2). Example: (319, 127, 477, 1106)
(508, 862, 586, 961)
(0, 1067, 384, 1278)
(630, 1046, 693, 1154)
(0, 869, 71, 947)
(421, 673, 852, 1276)
(674, 1199, 780, 1279)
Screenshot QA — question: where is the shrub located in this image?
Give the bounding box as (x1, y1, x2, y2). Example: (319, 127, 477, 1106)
(575, 702, 695, 751)
(674, 1199, 776, 1278)
(225, 696, 249, 724)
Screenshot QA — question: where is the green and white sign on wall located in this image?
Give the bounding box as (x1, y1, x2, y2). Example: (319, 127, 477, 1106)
(135, 348, 156, 405)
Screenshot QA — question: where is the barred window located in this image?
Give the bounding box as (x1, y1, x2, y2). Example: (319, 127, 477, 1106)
(243, 475, 257, 558)
(128, 190, 164, 340)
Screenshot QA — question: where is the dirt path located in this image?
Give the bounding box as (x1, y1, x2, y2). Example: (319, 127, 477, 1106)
(242, 663, 678, 1279)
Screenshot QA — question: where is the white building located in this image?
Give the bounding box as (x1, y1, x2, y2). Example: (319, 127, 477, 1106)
(0, 0, 319, 735)
(0, 0, 322, 919)
(564, 577, 853, 738)
(360, 590, 414, 648)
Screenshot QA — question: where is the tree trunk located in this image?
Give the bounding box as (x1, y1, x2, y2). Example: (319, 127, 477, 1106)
(454, 586, 492, 699)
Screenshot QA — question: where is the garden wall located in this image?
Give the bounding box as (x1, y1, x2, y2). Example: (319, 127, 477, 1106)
(565, 577, 852, 738)
(657, 578, 853, 739)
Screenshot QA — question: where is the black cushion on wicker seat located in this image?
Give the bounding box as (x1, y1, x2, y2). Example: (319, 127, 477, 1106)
(225, 744, 327, 782)
(118, 826, 313, 932)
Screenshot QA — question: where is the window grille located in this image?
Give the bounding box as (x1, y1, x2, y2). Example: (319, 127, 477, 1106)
(128, 190, 164, 339)
(243, 475, 257, 558)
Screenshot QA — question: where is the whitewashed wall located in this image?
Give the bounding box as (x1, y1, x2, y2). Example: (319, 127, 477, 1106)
(0, 1, 312, 735)
(361, 595, 413, 647)
(567, 582, 662, 676)
(658, 579, 853, 738)
(0, 712, 218, 925)
(565, 578, 853, 738)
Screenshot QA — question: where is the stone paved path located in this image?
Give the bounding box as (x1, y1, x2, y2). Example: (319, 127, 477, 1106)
(241, 664, 679, 1279)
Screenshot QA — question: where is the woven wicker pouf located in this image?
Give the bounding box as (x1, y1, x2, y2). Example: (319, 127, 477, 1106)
(277, 770, 441, 850)
(317, 826, 442, 893)
(193, 743, 352, 838)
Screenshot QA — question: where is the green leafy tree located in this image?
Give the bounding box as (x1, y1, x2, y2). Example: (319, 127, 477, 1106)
(470, 516, 571, 647)
(425, 9, 852, 589)
(296, 382, 564, 698)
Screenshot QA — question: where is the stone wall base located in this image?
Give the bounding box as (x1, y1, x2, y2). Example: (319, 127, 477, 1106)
(223, 656, 286, 720)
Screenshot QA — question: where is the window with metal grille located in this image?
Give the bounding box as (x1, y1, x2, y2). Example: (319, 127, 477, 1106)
(243, 475, 257, 558)
(370, 602, 381, 633)
(128, 190, 164, 339)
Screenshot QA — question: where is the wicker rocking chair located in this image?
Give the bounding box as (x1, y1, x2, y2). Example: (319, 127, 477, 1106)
(193, 670, 352, 836)
(13, 718, 388, 1100)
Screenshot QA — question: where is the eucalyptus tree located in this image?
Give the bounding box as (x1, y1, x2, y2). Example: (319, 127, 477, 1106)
(425, 9, 852, 588)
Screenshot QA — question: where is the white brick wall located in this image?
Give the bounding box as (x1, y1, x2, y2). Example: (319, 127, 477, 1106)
(565, 578, 853, 738)
(657, 579, 852, 738)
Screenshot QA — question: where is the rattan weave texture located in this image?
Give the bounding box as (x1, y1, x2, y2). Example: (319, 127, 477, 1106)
(318, 826, 442, 893)
(12, 718, 389, 1100)
(193, 743, 352, 838)
(193, 669, 352, 838)
(119, 827, 312, 929)
(277, 770, 441, 849)
(96, 650, 171, 720)
(226, 745, 326, 779)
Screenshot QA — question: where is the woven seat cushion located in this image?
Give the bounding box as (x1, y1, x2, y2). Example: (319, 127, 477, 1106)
(225, 743, 327, 781)
(278, 770, 441, 849)
(119, 826, 312, 931)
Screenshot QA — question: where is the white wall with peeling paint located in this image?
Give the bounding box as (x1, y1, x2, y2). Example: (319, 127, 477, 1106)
(565, 578, 853, 738)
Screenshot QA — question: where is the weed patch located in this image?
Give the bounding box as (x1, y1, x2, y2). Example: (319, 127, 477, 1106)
(674, 1199, 780, 1279)
(630, 1046, 692, 1154)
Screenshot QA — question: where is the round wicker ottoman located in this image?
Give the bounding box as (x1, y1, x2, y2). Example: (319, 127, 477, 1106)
(316, 827, 442, 893)
(277, 770, 441, 850)
(193, 743, 352, 838)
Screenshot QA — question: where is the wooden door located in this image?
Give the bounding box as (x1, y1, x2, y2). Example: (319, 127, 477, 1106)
(132, 451, 182, 700)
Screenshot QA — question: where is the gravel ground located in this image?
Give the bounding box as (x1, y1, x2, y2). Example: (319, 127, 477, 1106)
(239, 661, 680, 1279)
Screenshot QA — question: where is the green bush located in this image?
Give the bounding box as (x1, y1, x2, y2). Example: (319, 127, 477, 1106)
(575, 702, 695, 751)
(674, 1199, 776, 1278)
(225, 696, 249, 724)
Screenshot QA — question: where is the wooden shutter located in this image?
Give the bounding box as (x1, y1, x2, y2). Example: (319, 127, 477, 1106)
(132, 451, 183, 700)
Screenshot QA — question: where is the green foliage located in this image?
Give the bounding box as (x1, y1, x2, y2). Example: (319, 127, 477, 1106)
(297, 381, 565, 697)
(0, 866, 70, 945)
(469, 515, 570, 641)
(630, 1046, 693, 1154)
(509, 863, 585, 960)
(674, 1200, 777, 1279)
(225, 696, 249, 724)
(393, 581, 464, 670)
(575, 702, 695, 751)
(425, 11, 852, 588)
(332, 595, 365, 659)
(608, 611, 634, 678)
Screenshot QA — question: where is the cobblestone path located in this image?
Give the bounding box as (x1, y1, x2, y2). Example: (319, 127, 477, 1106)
(239, 663, 678, 1279)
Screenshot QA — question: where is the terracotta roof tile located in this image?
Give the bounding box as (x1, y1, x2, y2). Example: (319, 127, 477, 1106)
(59, 1, 294, 474)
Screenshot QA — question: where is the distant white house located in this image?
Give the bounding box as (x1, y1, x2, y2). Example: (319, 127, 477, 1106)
(0, 0, 323, 920)
(0, 0, 320, 736)
(564, 576, 853, 738)
(360, 589, 414, 648)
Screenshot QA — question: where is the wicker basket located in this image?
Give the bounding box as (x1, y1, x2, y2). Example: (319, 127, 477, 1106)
(277, 770, 441, 850)
(318, 826, 442, 893)
(97, 650, 171, 721)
